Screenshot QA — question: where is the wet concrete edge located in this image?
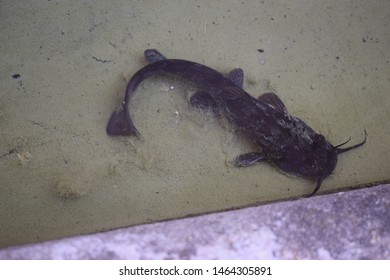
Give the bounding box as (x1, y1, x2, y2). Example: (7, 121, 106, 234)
(0, 184, 389, 259)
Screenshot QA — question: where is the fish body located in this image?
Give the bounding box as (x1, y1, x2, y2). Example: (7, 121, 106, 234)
(107, 49, 366, 196)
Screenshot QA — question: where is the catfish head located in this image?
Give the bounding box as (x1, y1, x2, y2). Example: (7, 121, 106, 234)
(304, 131, 367, 197)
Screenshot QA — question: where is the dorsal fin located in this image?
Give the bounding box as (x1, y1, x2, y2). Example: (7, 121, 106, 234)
(144, 49, 167, 64)
(226, 68, 244, 88)
(258, 92, 288, 113)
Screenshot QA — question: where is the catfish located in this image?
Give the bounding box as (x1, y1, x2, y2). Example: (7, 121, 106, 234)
(107, 49, 366, 197)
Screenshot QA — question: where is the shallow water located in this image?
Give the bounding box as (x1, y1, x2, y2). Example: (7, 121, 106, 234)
(0, 0, 389, 247)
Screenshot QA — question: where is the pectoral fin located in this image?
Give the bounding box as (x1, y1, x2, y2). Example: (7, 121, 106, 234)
(219, 86, 249, 101)
(234, 151, 266, 167)
(258, 92, 288, 113)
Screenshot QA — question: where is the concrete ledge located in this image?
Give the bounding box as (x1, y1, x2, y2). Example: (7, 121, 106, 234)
(1, 184, 389, 259)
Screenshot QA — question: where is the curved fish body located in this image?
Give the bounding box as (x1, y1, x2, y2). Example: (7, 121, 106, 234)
(107, 49, 366, 197)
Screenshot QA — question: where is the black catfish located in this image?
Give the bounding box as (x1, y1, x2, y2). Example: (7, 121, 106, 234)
(107, 49, 366, 197)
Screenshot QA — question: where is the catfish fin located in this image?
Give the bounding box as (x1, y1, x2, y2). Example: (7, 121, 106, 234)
(107, 107, 139, 136)
(234, 151, 266, 167)
(190, 91, 219, 114)
(258, 92, 288, 113)
(219, 86, 249, 101)
(226, 68, 244, 88)
(144, 49, 167, 64)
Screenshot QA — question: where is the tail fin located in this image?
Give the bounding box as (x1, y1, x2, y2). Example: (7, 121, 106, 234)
(106, 106, 140, 137)
(144, 49, 167, 64)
